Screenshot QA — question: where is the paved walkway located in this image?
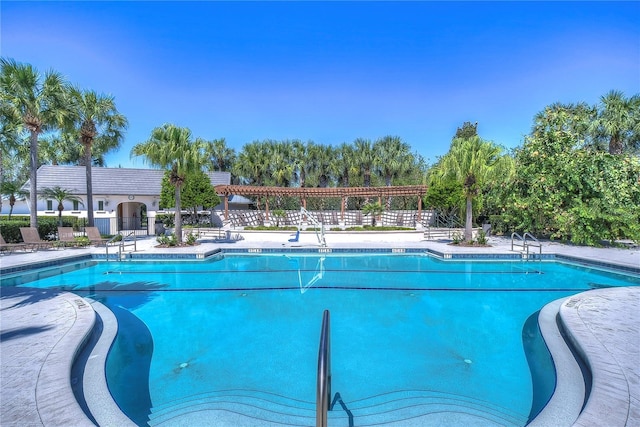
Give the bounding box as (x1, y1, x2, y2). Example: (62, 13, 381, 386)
(0, 233, 638, 426)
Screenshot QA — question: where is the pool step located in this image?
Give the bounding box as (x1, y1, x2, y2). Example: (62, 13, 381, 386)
(147, 389, 315, 426)
(147, 389, 528, 426)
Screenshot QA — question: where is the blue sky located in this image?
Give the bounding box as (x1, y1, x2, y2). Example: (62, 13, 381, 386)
(2, 1, 639, 169)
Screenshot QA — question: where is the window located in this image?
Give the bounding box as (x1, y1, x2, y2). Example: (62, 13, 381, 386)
(73, 200, 79, 210)
(98, 201, 104, 211)
(47, 200, 53, 210)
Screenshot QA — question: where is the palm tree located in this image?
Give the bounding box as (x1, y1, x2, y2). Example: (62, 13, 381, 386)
(307, 143, 336, 188)
(336, 143, 357, 208)
(0, 180, 27, 218)
(432, 136, 513, 242)
(234, 140, 271, 186)
(375, 135, 414, 209)
(291, 139, 309, 187)
(270, 141, 294, 187)
(591, 90, 640, 155)
(0, 58, 69, 228)
(362, 201, 384, 226)
(39, 186, 84, 226)
(0, 99, 23, 213)
(131, 124, 202, 243)
(353, 138, 376, 188)
(66, 87, 127, 227)
(203, 137, 236, 172)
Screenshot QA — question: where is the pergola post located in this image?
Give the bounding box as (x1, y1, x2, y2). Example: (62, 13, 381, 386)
(417, 195, 422, 221)
(265, 197, 270, 222)
(341, 197, 345, 221)
(224, 195, 229, 221)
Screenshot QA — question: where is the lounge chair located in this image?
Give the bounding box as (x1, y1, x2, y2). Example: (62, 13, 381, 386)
(19, 227, 57, 250)
(86, 226, 109, 246)
(0, 233, 29, 253)
(57, 227, 87, 248)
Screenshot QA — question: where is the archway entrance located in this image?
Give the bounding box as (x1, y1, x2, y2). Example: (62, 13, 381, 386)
(117, 202, 148, 235)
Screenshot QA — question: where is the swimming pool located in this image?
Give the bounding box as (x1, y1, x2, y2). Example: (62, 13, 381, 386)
(3, 253, 638, 426)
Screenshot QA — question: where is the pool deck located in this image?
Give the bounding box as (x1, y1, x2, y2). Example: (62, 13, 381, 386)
(0, 233, 638, 426)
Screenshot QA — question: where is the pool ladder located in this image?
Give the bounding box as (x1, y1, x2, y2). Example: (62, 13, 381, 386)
(511, 232, 542, 260)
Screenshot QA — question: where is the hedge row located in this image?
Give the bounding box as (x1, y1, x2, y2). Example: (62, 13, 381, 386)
(0, 216, 82, 243)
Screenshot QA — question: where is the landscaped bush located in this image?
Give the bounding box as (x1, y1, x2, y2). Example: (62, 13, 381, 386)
(0, 216, 77, 242)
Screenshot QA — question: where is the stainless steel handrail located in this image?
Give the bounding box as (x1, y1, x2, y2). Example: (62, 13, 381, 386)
(105, 234, 121, 262)
(105, 232, 137, 261)
(511, 232, 524, 251)
(511, 232, 542, 258)
(523, 232, 542, 256)
(316, 310, 331, 427)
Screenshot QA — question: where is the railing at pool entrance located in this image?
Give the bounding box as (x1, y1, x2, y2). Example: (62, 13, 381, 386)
(316, 309, 354, 427)
(511, 232, 542, 259)
(105, 231, 138, 261)
(317, 310, 331, 427)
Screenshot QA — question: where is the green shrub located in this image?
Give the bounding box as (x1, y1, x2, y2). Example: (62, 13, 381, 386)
(157, 233, 177, 246)
(476, 229, 488, 245)
(185, 233, 197, 245)
(0, 216, 77, 242)
(75, 236, 90, 246)
(156, 214, 174, 227)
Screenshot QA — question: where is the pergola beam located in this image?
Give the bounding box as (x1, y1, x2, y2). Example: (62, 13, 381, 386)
(215, 185, 428, 222)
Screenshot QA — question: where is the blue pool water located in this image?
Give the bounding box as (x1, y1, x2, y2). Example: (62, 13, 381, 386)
(3, 254, 639, 426)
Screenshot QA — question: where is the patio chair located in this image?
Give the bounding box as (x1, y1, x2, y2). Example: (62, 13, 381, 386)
(0, 233, 29, 254)
(85, 226, 109, 246)
(19, 227, 57, 250)
(57, 227, 87, 248)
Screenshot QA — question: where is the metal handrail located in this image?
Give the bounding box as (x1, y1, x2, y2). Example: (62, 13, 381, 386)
(105, 232, 137, 261)
(105, 234, 121, 262)
(511, 232, 524, 251)
(511, 232, 542, 257)
(523, 232, 542, 257)
(316, 310, 331, 427)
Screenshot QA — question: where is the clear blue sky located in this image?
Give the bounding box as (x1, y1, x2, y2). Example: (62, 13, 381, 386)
(2, 1, 639, 168)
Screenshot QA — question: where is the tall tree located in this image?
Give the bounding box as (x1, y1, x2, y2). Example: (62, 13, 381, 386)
(270, 140, 294, 187)
(307, 143, 336, 188)
(454, 121, 478, 139)
(0, 58, 69, 228)
(131, 124, 202, 243)
(532, 102, 595, 149)
(66, 87, 127, 227)
(233, 140, 271, 186)
(160, 169, 220, 219)
(0, 99, 23, 213)
(203, 137, 235, 172)
(375, 135, 414, 209)
(291, 139, 309, 187)
(336, 143, 357, 208)
(353, 138, 376, 188)
(0, 180, 27, 218)
(432, 136, 514, 242)
(38, 185, 84, 226)
(591, 90, 640, 155)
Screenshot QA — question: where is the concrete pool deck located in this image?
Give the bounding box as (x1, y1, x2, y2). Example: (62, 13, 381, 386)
(0, 233, 638, 426)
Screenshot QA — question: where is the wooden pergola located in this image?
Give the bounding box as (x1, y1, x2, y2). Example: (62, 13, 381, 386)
(214, 185, 428, 222)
